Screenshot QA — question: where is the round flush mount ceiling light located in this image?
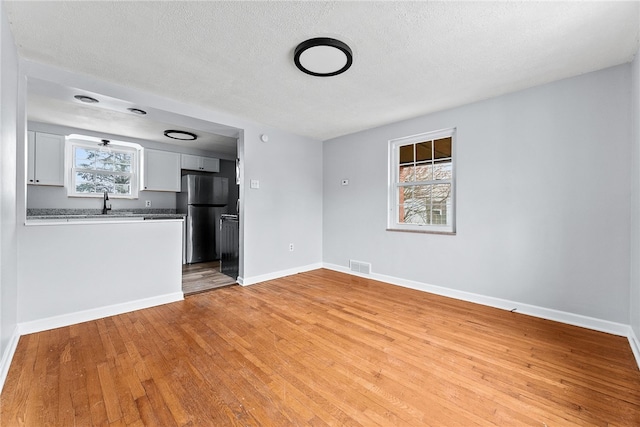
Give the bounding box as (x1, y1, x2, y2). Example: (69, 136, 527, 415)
(164, 130, 197, 141)
(127, 107, 147, 115)
(74, 95, 99, 103)
(294, 37, 353, 77)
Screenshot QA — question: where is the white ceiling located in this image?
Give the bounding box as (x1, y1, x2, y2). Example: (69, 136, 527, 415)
(4, 1, 640, 144)
(26, 77, 240, 155)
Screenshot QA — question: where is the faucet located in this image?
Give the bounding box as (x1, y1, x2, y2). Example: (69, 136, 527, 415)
(102, 191, 111, 214)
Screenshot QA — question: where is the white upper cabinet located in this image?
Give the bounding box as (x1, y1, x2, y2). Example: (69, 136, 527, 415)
(181, 154, 220, 172)
(143, 149, 181, 192)
(201, 156, 220, 173)
(180, 154, 200, 171)
(27, 131, 65, 186)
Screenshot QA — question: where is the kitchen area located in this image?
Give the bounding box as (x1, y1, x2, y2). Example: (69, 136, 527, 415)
(23, 80, 242, 305)
(26, 130, 240, 287)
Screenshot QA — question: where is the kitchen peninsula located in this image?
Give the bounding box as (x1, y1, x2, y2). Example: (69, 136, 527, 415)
(18, 209, 184, 334)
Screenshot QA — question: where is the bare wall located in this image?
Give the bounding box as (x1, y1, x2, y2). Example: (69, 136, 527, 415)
(631, 49, 640, 340)
(323, 64, 631, 324)
(0, 4, 20, 384)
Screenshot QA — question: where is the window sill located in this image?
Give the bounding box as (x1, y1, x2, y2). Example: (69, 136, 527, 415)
(386, 228, 456, 236)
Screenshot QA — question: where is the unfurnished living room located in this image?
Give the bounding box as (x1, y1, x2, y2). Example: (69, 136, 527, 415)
(1, 1, 640, 426)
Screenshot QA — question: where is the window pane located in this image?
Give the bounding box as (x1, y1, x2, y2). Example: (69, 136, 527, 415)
(416, 141, 432, 162)
(114, 152, 132, 164)
(399, 164, 414, 182)
(399, 144, 414, 164)
(431, 183, 451, 225)
(95, 174, 115, 193)
(401, 204, 428, 224)
(400, 185, 430, 225)
(434, 137, 452, 159)
(415, 163, 433, 182)
(114, 152, 132, 172)
(431, 183, 451, 203)
(75, 147, 94, 168)
(114, 184, 130, 194)
(430, 202, 448, 225)
(433, 159, 452, 180)
(114, 163, 131, 172)
(95, 151, 114, 171)
(114, 176, 131, 195)
(114, 175, 131, 185)
(75, 172, 95, 193)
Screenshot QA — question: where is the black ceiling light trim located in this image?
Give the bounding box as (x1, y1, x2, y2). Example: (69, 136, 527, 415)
(127, 107, 147, 115)
(74, 95, 99, 103)
(294, 37, 353, 77)
(164, 130, 197, 141)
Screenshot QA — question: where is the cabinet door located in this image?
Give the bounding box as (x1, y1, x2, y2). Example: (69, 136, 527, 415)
(33, 132, 64, 186)
(202, 157, 220, 173)
(27, 131, 36, 184)
(181, 154, 202, 171)
(144, 149, 181, 192)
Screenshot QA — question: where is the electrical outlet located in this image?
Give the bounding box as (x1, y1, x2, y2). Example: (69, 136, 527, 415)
(289, 243, 294, 252)
(145, 200, 152, 207)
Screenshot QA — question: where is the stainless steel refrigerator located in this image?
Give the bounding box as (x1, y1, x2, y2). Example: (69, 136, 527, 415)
(177, 174, 228, 264)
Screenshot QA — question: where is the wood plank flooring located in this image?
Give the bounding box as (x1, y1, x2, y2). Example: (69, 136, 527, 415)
(182, 261, 237, 295)
(2, 269, 640, 426)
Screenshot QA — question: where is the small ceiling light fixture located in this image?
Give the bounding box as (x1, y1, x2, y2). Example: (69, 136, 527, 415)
(294, 37, 353, 77)
(98, 139, 111, 153)
(127, 107, 147, 115)
(164, 129, 198, 141)
(74, 94, 99, 103)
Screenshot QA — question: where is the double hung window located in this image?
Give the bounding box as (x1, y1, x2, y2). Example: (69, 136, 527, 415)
(66, 135, 140, 198)
(388, 128, 455, 233)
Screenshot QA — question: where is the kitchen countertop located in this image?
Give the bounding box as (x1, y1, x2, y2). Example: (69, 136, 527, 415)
(26, 208, 186, 221)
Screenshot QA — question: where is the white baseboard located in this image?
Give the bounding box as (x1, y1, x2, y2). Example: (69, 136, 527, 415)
(239, 262, 323, 286)
(0, 326, 20, 393)
(629, 328, 640, 370)
(18, 292, 184, 336)
(323, 263, 631, 338)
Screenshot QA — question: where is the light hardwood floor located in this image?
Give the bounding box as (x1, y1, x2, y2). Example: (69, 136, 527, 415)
(2, 269, 640, 426)
(182, 261, 237, 295)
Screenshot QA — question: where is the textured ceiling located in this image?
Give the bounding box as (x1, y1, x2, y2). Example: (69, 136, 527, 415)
(4, 1, 640, 142)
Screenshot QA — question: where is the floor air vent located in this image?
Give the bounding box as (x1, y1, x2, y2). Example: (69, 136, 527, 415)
(349, 260, 371, 274)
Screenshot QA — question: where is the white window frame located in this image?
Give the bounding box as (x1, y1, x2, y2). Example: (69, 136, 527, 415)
(388, 127, 456, 234)
(65, 134, 142, 199)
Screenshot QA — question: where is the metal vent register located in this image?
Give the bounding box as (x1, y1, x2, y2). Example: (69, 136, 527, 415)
(349, 260, 371, 274)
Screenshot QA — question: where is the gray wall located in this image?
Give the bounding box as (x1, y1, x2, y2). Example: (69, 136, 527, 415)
(323, 64, 631, 324)
(241, 126, 323, 278)
(631, 50, 640, 341)
(0, 5, 19, 374)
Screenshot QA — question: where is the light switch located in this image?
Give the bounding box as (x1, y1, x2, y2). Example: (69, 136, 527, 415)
(250, 179, 260, 189)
